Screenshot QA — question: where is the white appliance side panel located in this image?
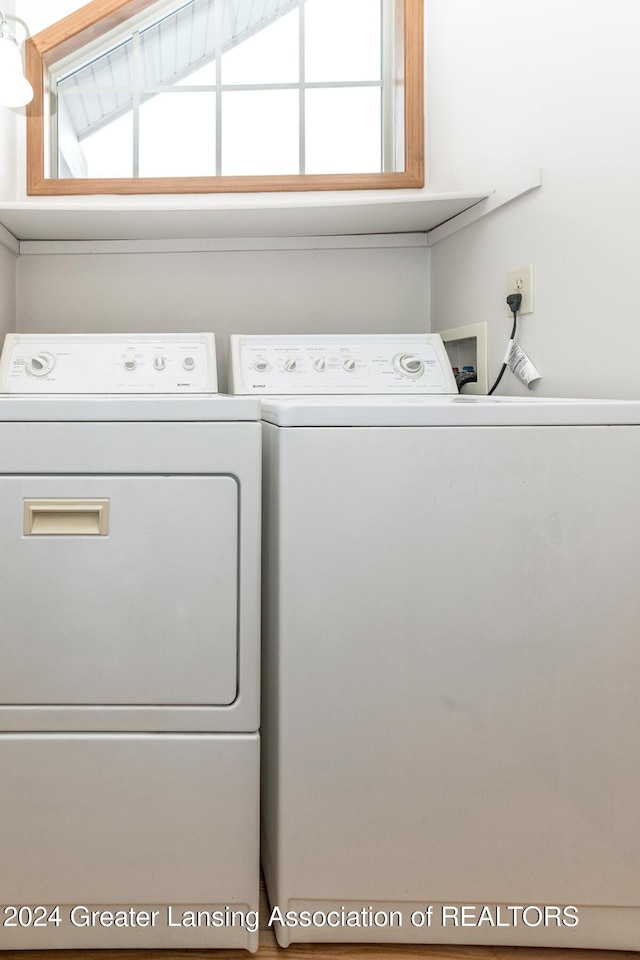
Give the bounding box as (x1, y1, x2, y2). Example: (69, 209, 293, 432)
(0, 733, 259, 950)
(262, 423, 640, 945)
(0, 476, 237, 706)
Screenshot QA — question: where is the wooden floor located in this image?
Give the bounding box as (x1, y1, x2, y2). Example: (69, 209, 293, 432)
(1, 880, 638, 960)
(1, 933, 638, 960)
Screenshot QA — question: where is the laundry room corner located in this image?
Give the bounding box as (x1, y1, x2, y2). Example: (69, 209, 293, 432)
(0, 0, 17, 345)
(0, 243, 16, 342)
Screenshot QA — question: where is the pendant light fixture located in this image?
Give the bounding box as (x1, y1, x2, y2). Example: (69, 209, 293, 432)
(0, 9, 33, 107)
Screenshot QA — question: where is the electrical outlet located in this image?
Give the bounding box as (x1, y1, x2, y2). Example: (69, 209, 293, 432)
(507, 264, 534, 315)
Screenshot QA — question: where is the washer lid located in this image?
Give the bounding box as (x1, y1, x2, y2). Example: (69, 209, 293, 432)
(260, 394, 640, 427)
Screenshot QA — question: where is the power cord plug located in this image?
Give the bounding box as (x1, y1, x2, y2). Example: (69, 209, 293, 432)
(487, 293, 523, 395)
(506, 292, 523, 316)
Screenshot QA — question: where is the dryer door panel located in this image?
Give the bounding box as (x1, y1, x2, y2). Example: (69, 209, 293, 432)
(0, 476, 238, 705)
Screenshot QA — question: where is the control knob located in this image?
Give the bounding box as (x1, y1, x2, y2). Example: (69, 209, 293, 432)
(253, 358, 269, 373)
(394, 353, 424, 378)
(284, 359, 298, 372)
(123, 358, 137, 371)
(313, 357, 326, 372)
(153, 356, 167, 371)
(342, 357, 357, 372)
(183, 357, 195, 371)
(25, 352, 55, 377)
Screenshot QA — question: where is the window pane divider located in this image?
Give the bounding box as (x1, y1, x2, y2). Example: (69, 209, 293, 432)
(298, 0, 305, 175)
(132, 28, 140, 177)
(214, 0, 222, 177)
(381, 0, 394, 173)
(57, 80, 384, 94)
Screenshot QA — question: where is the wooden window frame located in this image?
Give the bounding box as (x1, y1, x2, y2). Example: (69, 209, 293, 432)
(26, 0, 424, 196)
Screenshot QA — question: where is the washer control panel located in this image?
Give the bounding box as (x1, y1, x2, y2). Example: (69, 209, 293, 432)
(228, 334, 457, 395)
(0, 334, 218, 393)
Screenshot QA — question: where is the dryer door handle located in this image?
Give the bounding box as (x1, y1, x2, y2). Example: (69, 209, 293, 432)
(23, 499, 110, 536)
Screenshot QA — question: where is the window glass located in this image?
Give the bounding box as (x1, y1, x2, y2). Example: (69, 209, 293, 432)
(54, 0, 383, 179)
(304, 0, 381, 83)
(139, 92, 217, 176)
(58, 38, 134, 93)
(221, 6, 299, 85)
(140, 0, 217, 86)
(305, 87, 381, 174)
(58, 95, 133, 178)
(222, 89, 299, 176)
(28, 0, 423, 193)
(57, 37, 135, 173)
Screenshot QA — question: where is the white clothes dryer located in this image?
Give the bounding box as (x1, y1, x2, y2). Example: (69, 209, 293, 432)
(0, 334, 261, 951)
(229, 333, 640, 951)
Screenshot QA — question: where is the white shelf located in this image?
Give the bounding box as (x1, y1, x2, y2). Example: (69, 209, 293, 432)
(0, 171, 542, 249)
(0, 191, 487, 244)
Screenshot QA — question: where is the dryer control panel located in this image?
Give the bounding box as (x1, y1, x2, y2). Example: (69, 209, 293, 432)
(228, 334, 458, 395)
(0, 333, 218, 393)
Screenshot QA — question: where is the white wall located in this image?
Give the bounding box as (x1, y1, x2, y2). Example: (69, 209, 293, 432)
(0, 1, 18, 199)
(16, 244, 429, 389)
(427, 0, 640, 399)
(0, 0, 17, 334)
(0, 105, 16, 201)
(0, 245, 16, 343)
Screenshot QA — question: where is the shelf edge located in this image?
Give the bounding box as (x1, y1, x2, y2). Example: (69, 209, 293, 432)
(426, 169, 543, 246)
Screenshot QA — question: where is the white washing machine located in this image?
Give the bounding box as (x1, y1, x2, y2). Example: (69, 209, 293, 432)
(0, 333, 261, 951)
(229, 333, 640, 951)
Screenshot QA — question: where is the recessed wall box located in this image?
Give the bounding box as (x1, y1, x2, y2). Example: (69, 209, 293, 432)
(439, 322, 488, 395)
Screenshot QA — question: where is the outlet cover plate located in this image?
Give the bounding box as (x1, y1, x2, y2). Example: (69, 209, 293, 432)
(507, 264, 534, 315)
